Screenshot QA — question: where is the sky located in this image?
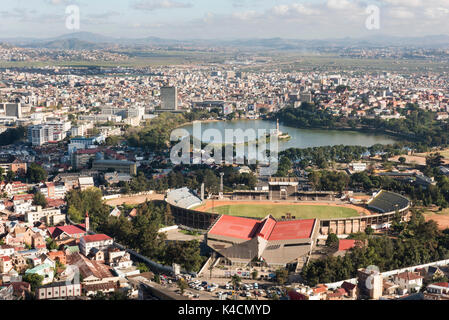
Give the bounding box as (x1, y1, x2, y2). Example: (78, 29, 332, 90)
(1, 0, 449, 40)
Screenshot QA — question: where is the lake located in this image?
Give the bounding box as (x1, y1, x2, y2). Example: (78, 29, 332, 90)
(179, 119, 396, 151)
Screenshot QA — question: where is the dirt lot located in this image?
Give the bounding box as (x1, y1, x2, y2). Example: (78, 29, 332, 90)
(426, 213, 449, 230)
(105, 194, 165, 206)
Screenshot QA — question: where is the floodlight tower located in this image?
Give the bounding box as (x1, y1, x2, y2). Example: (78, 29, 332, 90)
(219, 172, 224, 199)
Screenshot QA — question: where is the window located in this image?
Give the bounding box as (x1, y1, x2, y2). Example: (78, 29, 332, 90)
(284, 243, 308, 248)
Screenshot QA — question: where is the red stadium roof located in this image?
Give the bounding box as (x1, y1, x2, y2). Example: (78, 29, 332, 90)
(208, 215, 315, 241)
(257, 217, 276, 240)
(268, 219, 315, 241)
(208, 215, 260, 241)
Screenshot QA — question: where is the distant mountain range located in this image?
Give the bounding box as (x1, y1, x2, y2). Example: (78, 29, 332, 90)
(2, 31, 449, 50)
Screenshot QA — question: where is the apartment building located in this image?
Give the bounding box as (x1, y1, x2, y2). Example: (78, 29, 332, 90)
(79, 234, 113, 256)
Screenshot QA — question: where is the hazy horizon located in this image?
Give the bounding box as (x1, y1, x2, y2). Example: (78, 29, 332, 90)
(1, 0, 449, 40)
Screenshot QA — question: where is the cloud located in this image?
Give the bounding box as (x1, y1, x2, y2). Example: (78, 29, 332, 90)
(131, 0, 192, 11)
(381, 0, 423, 7)
(272, 3, 320, 16)
(424, 7, 449, 18)
(232, 10, 260, 21)
(388, 7, 415, 19)
(327, 0, 353, 10)
(45, 0, 80, 5)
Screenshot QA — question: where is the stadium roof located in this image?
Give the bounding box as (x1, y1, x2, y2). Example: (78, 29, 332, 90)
(166, 187, 202, 209)
(208, 215, 260, 241)
(268, 219, 315, 241)
(208, 215, 315, 242)
(368, 190, 410, 213)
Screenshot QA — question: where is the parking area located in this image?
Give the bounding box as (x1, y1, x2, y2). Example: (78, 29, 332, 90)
(156, 274, 286, 300)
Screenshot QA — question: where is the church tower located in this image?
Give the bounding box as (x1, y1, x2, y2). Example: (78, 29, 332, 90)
(85, 211, 89, 233)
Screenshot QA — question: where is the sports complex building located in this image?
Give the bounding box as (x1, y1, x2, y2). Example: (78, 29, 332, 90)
(165, 185, 411, 268)
(206, 215, 318, 267)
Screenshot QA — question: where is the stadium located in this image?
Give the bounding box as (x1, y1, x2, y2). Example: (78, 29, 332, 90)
(164, 181, 411, 268)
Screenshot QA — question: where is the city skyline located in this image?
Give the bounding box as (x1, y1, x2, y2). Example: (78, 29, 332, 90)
(1, 0, 449, 40)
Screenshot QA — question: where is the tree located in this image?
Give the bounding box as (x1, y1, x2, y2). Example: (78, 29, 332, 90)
(136, 263, 149, 273)
(90, 291, 107, 300)
(46, 238, 58, 251)
(398, 157, 406, 165)
(231, 274, 241, 290)
(391, 211, 404, 235)
(109, 289, 130, 300)
(177, 279, 188, 295)
(6, 170, 15, 182)
(164, 204, 174, 226)
(275, 268, 289, 285)
(365, 226, 374, 236)
(326, 233, 339, 248)
(33, 191, 47, 208)
(163, 240, 204, 272)
(0, 126, 26, 146)
(251, 270, 259, 280)
(426, 153, 444, 168)
(23, 273, 43, 292)
(203, 170, 220, 194)
(67, 206, 83, 223)
(26, 164, 48, 183)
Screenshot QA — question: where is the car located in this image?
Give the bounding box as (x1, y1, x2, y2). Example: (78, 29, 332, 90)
(254, 283, 259, 289)
(245, 291, 252, 297)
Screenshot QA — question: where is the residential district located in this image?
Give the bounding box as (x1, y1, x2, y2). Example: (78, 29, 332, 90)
(2, 51, 449, 301)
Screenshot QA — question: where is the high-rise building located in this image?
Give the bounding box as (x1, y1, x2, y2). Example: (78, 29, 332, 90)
(160, 86, 178, 111)
(28, 125, 55, 146)
(357, 268, 383, 300)
(3, 103, 22, 118)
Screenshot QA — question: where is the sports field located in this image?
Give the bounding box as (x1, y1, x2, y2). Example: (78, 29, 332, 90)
(207, 204, 358, 220)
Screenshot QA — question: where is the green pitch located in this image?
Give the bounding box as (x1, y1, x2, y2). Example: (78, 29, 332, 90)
(209, 204, 358, 219)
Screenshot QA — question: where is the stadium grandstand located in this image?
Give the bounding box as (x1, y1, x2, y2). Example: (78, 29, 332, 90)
(367, 190, 410, 213)
(206, 215, 318, 267)
(165, 187, 203, 210)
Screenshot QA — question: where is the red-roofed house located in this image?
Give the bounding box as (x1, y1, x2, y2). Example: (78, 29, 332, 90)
(341, 281, 357, 299)
(47, 224, 87, 246)
(288, 290, 308, 300)
(327, 288, 346, 300)
(394, 271, 424, 293)
(0, 256, 13, 273)
(427, 282, 449, 295)
(338, 239, 357, 251)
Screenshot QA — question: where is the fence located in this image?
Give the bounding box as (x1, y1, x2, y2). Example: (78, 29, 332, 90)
(325, 258, 449, 290)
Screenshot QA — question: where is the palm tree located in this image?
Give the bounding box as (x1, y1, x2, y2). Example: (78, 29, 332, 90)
(177, 279, 188, 295)
(231, 274, 241, 291)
